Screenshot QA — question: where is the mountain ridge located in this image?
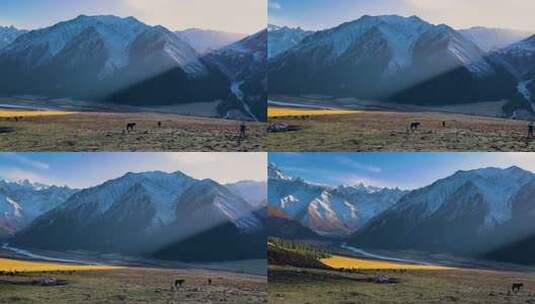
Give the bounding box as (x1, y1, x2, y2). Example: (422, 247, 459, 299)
(8, 170, 266, 262)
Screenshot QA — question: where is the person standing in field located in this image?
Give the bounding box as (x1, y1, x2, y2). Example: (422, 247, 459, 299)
(240, 121, 247, 138)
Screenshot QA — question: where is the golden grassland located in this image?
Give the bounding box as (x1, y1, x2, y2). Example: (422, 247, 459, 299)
(0, 257, 118, 272)
(268, 106, 358, 118)
(321, 255, 451, 271)
(0, 109, 76, 118)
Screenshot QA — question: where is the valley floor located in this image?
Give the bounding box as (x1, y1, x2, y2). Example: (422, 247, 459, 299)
(0, 256, 266, 304)
(0, 110, 265, 151)
(268, 264, 535, 304)
(267, 107, 535, 151)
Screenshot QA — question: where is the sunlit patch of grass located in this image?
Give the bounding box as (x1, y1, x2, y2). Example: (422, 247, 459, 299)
(0, 258, 119, 272)
(320, 255, 450, 271)
(268, 107, 358, 118)
(0, 110, 76, 118)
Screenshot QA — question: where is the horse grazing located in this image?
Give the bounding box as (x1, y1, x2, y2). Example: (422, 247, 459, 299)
(126, 123, 136, 132)
(207, 279, 212, 285)
(512, 283, 524, 292)
(410, 122, 421, 131)
(174, 279, 185, 289)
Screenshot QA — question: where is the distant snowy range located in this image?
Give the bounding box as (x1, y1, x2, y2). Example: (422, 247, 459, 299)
(0, 171, 267, 263)
(0, 15, 267, 121)
(268, 163, 535, 265)
(268, 15, 535, 119)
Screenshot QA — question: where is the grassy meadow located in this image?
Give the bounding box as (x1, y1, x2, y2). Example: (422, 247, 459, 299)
(267, 106, 535, 151)
(0, 110, 266, 151)
(268, 239, 535, 303)
(0, 257, 267, 304)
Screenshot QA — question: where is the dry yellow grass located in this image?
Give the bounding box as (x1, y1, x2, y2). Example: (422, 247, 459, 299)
(321, 255, 450, 271)
(0, 257, 119, 272)
(0, 109, 76, 118)
(268, 106, 358, 118)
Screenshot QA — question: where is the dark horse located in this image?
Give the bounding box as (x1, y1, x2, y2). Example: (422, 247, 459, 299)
(410, 122, 421, 131)
(512, 283, 524, 292)
(174, 279, 185, 289)
(126, 123, 136, 132)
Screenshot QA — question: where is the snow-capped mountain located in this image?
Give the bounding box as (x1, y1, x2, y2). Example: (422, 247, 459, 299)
(0, 26, 27, 49)
(0, 179, 76, 235)
(350, 166, 535, 256)
(175, 28, 247, 54)
(484, 179, 535, 264)
(12, 171, 264, 260)
(1, 15, 205, 79)
(268, 164, 406, 237)
(459, 27, 533, 53)
(0, 15, 204, 95)
(269, 15, 517, 106)
(268, 24, 313, 58)
(0, 15, 253, 117)
(153, 180, 266, 262)
(494, 35, 535, 78)
(204, 29, 267, 121)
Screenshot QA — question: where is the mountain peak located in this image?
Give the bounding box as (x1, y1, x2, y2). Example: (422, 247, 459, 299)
(268, 163, 293, 181)
(454, 166, 533, 179)
(355, 14, 429, 27)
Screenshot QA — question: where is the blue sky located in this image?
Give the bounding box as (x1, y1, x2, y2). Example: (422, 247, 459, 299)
(269, 0, 535, 31)
(0, 0, 266, 33)
(0, 153, 266, 188)
(269, 153, 535, 190)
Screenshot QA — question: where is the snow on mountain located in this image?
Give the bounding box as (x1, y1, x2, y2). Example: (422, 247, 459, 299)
(0, 179, 76, 234)
(269, 15, 517, 105)
(459, 27, 533, 53)
(2, 15, 203, 77)
(268, 164, 406, 237)
(207, 29, 267, 78)
(0, 15, 224, 103)
(176, 178, 262, 233)
(268, 24, 282, 32)
(268, 24, 313, 58)
(392, 166, 533, 227)
(2, 15, 148, 76)
(334, 184, 405, 225)
(351, 166, 535, 256)
(54, 171, 196, 229)
(175, 28, 246, 54)
(289, 15, 437, 73)
(204, 29, 267, 121)
(268, 163, 293, 180)
(495, 35, 535, 77)
(0, 26, 27, 49)
(12, 171, 264, 255)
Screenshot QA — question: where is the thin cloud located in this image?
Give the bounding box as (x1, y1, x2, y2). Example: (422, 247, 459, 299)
(269, 1, 282, 10)
(335, 156, 382, 173)
(0, 167, 58, 186)
(3, 153, 50, 170)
